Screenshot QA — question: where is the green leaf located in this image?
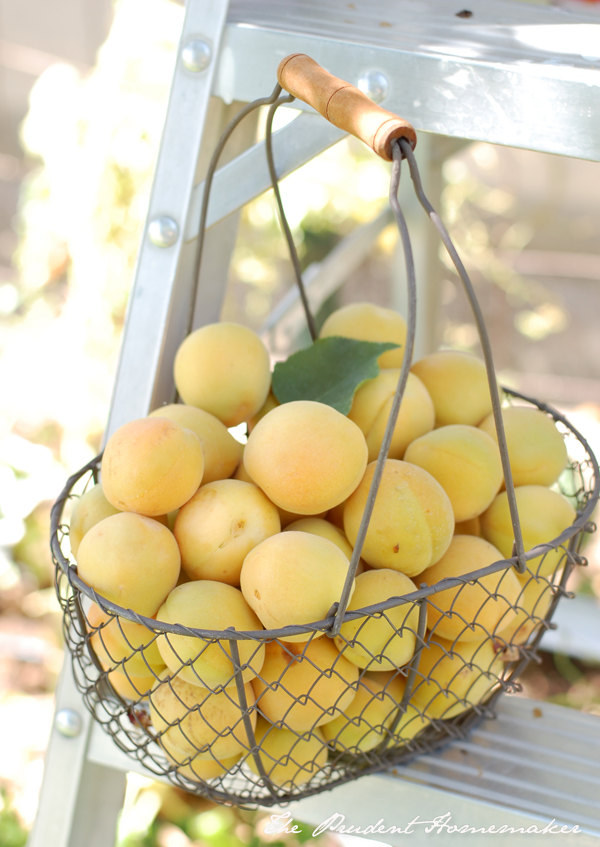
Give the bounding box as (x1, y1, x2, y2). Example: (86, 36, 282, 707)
(272, 336, 400, 414)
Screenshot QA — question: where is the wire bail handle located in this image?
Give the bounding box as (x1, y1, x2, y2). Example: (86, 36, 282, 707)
(277, 53, 417, 160)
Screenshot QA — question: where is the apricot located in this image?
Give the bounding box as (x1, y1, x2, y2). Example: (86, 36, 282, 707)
(174, 480, 280, 586)
(76, 512, 180, 616)
(68, 484, 121, 558)
(252, 637, 359, 732)
(420, 535, 521, 642)
(334, 570, 420, 670)
(107, 670, 160, 700)
(411, 350, 497, 427)
(479, 406, 568, 488)
(88, 603, 165, 676)
(156, 581, 265, 689)
(174, 322, 271, 427)
(348, 371, 435, 462)
(149, 404, 242, 484)
(149, 672, 256, 760)
(284, 518, 353, 559)
(240, 531, 353, 642)
(247, 391, 279, 433)
(321, 678, 392, 753)
(160, 733, 241, 782)
(494, 574, 555, 647)
(409, 636, 503, 720)
(248, 717, 328, 789)
(480, 485, 576, 579)
(319, 302, 407, 369)
(343, 460, 454, 577)
(404, 425, 503, 522)
(244, 400, 368, 515)
(102, 416, 203, 516)
(364, 670, 430, 743)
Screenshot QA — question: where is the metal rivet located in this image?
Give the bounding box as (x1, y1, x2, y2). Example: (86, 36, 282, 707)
(148, 216, 179, 248)
(357, 70, 389, 104)
(181, 39, 211, 73)
(55, 708, 82, 738)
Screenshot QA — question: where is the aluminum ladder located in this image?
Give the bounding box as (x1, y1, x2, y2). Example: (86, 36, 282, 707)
(30, 2, 600, 845)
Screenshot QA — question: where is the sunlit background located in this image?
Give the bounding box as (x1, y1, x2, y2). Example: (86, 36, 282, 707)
(1, 0, 600, 844)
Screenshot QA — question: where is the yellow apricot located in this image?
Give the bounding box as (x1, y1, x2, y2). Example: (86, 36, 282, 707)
(284, 518, 353, 559)
(156, 581, 265, 689)
(160, 733, 241, 782)
(240, 531, 354, 643)
(76, 512, 180, 617)
(149, 672, 256, 760)
(348, 371, 435, 462)
(420, 535, 521, 642)
(319, 302, 407, 369)
(480, 485, 576, 579)
(102, 417, 204, 516)
(174, 480, 280, 586)
(149, 404, 242, 484)
(403, 425, 503, 522)
(343, 460, 454, 577)
(247, 391, 280, 433)
(409, 636, 504, 720)
(174, 322, 271, 427)
(68, 484, 121, 558)
(411, 350, 497, 427)
(244, 401, 368, 515)
(248, 718, 329, 789)
(252, 637, 359, 732)
(364, 670, 430, 744)
(334, 570, 421, 670)
(88, 603, 165, 676)
(494, 574, 555, 647)
(107, 670, 161, 700)
(321, 678, 393, 753)
(479, 406, 568, 488)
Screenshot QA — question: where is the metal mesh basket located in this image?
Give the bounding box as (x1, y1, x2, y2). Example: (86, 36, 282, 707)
(51, 56, 600, 806)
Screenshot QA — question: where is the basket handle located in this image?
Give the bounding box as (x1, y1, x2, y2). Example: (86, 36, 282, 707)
(277, 53, 417, 161)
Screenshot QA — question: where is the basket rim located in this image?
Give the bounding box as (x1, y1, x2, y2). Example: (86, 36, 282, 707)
(51, 387, 600, 642)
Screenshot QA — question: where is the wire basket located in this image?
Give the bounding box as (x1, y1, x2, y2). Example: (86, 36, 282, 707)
(51, 55, 599, 806)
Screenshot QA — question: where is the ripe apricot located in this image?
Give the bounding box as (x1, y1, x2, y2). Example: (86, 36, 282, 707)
(321, 678, 392, 753)
(174, 479, 280, 586)
(479, 406, 568, 488)
(240, 531, 354, 642)
(411, 350, 498, 427)
(149, 404, 242, 484)
(88, 603, 165, 676)
(480, 485, 576, 579)
(149, 672, 256, 760)
(404, 425, 503, 522)
(420, 535, 521, 642)
(334, 569, 421, 670)
(409, 636, 503, 719)
(160, 733, 241, 782)
(252, 637, 359, 732)
(244, 400, 368, 515)
(248, 718, 328, 789)
(319, 302, 407, 369)
(76, 512, 180, 616)
(102, 416, 203, 516)
(68, 484, 121, 558)
(174, 322, 271, 427)
(156, 581, 265, 689)
(348, 371, 435, 462)
(343, 460, 454, 577)
(494, 574, 555, 647)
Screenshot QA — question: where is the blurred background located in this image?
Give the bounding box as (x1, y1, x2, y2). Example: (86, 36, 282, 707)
(1, 0, 600, 844)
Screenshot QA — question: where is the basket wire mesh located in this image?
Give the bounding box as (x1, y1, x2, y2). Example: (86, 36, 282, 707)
(51, 77, 600, 806)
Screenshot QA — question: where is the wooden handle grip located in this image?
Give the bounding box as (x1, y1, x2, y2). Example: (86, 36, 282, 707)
(277, 53, 416, 161)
